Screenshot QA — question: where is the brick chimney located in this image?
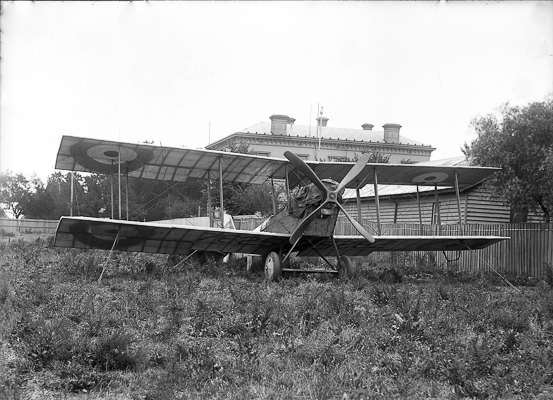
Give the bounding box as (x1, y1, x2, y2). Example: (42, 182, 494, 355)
(383, 123, 401, 143)
(316, 116, 329, 127)
(270, 114, 289, 135)
(361, 123, 374, 130)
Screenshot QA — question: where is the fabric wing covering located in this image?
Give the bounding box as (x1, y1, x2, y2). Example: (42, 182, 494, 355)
(56, 136, 499, 188)
(55, 217, 507, 258)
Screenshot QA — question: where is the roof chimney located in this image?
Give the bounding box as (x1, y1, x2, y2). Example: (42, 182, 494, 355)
(270, 114, 289, 135)
(383, 123, 401, 144)
(361, 123, 374, 131)
(316, 116, 329, 127)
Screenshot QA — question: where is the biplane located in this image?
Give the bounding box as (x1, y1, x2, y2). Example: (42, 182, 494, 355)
(53, 135, 508, 280)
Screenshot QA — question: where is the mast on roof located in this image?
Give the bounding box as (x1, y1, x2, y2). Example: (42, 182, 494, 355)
(317, 106, 323, 160)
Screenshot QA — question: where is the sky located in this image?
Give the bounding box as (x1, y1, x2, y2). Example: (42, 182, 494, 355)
(1, 1, 552, 181)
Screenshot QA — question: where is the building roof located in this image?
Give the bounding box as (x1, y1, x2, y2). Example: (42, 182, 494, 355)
(237, 122, 431, 147)
(414, 156, 471, 167)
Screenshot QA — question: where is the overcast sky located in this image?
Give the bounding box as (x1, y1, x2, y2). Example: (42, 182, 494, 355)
(1, 1, 552, 180)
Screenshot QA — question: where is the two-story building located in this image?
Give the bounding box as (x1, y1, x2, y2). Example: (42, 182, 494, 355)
(206, 114, 435, 163)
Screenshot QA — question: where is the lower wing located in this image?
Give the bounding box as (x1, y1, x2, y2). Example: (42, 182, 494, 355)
(297, 235, 509, 257)
(54, 216, 290, 257)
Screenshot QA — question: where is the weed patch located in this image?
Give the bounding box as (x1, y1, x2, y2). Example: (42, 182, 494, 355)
(1, 241, 552, 398)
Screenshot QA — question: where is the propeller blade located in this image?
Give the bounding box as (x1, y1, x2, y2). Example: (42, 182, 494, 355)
(289, 202, 326, 244)
(284, 151, 328, 195)
(337, 204, 376, 243)
(336, 153, 372, 193)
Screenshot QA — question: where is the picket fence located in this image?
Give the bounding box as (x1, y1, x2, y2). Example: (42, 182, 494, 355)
(0, 218, 59, 234)
(335, 221, 553, 278)
(2, 217, 551, 278)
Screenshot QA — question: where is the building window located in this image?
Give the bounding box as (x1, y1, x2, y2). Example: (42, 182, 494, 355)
(328, 155, 349, 162)
(253, 151, 271, 157)
(297, 154, 309, 160)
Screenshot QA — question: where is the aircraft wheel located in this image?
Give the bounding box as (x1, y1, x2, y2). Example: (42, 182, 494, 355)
(264, 252, 282, 281)
(338, 256, 354, 279)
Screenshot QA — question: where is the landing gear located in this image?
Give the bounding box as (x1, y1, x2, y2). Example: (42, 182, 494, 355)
(338, 256, 354, 279)
(264, 251, 282, 281)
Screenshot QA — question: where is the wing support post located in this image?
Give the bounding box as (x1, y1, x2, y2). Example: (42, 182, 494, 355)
(207, 170, 213, 227)
(373, 168, 381, 235)
(454, 171, 463, 235)
(356, 186, 362, 222)
(434, 184, 442, 235)
(416, 184, 423, 235)
(218, 157, 225, 228)
(118, 147, 122, 220)
(271, 177, 277, 215)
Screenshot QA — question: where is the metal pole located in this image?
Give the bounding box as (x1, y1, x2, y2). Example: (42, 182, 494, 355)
(110, 161, 114, 220)
(416, 184, 423, 235)
(125, 171, 129, 221)
(118, 148, 122, 220)
(70, 171, 74, 217)
(434, 184, 442, 235)
(207, 171, 212, 228)
(219, 158, 224, 228)
(284, 164, 290, 201)
(356, 186, 362, 222)
(373, 168, 381, 235)
(271, 177, 277, 215)
(454, 171, 463, 235)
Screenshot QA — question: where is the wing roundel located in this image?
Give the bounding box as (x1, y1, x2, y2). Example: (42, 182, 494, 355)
(68, 219, 156, 250)
(69, 141, 155, 174)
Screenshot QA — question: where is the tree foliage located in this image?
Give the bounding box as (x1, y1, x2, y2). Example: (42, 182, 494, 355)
(463, 98, 553, 222)
(0, 171, 32, 219)
(208, 139, 277, 216)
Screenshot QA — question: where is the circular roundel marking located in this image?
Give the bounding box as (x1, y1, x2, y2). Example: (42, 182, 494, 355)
(411, 172, 449, 184)
(69, 221, 156, 251)
(86, 145, 138, 165)
(70, 141, 155, 174)
(89, 224, 140, 241)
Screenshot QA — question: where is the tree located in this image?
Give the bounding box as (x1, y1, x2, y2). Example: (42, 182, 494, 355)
(209, 140, 277, 216)
(22, 176, 58, 219)
(463, 98, 553, 222)
(0, 171, 31, 219)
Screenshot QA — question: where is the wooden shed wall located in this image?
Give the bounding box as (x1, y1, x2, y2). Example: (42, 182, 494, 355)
(343, 184, 545, 224)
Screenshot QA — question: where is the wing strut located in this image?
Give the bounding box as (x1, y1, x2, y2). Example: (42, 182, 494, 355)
(373, 168, 381, 236)
(434, 184, 442, 235)
(416, 184, 423, 234)
(219, 157, 225, 228)
(118, 147, 122, 220)
(454, 171, 464, 234)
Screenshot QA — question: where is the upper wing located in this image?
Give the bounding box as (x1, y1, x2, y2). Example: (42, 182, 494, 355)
(304, 162, 500, 189)
(55, 136, 288, 185)
(297, 235, 508, 257)
(56, 136, 499, 188)
(54, 216, 290, 257)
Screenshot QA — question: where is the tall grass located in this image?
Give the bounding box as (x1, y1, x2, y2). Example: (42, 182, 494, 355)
(1, 237, 552, 399)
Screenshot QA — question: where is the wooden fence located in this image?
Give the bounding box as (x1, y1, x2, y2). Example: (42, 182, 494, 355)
(0, 218, 59, 234)
(336, 221, 553, 278)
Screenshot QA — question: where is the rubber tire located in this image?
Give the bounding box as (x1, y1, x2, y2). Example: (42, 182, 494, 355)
(338, 256, 354, 279)
(264, 252, 282, 281)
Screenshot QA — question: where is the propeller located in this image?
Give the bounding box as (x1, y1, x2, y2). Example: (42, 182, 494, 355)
(284, 151, 375, 244)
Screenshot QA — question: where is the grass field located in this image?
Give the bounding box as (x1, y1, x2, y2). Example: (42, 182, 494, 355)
(1, 236, 552, 399)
